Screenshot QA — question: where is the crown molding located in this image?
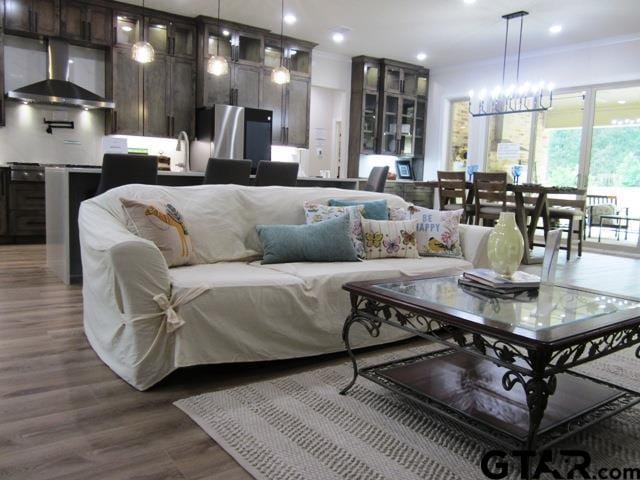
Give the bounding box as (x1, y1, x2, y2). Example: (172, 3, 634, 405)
(431, 32, 640, 75)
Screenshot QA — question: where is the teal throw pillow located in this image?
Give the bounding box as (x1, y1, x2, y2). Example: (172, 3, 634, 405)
(328, 199, 388, 220)
(256, 215, 359, 264)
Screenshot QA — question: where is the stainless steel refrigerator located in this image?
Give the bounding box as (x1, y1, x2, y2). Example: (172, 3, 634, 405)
(191, 105, 272, 173)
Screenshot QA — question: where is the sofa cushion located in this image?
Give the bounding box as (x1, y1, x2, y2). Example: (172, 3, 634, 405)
(169, 262, 304, 288)
(120, 198, 193, 267)
(303, 202, 365, 258)
(255, 256, 473, 284)
(361, 218, 420, 259)
(256, 215, 359, 264)
(328, 198, 388, 220)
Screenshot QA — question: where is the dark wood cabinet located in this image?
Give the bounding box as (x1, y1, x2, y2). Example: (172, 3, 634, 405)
(109, 46, 143, 135)
(0, 10, 4, 128)
(348, 56, 429, 177)
(143, 55, 170, 137)
(169, 57, 195, 136)
(259, 68, 284, 144)
(9, 182, 45, 238)
(0, 169, 8, 238)
(60, 0, 111, 46)
(234, 63, 260, 108)
(285, 75, 310, 147)
(4, 0, 60, 36)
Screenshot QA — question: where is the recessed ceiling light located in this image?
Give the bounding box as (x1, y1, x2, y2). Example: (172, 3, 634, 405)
(121, 25, 133, 32)
(416, 53, 427, 61)
(222, 29, 230, 36)
(463, 0, 476, 4)
(549, 24, 562, 34)
(68, 59, 74, 64)
(332, 32, 345, 43)
(618, 100, 627, 104)
(283, 13, 296, 25)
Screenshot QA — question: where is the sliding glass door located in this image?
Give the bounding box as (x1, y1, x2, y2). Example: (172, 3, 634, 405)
(587, 85, 640, 246)
(480, 81, 640, 251)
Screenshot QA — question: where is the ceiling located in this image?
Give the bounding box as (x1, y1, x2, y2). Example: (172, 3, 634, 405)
(130, 0, 640, 67)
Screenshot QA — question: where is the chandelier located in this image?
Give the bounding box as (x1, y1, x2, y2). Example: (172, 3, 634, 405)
(207, 0, 229, 76)
(468, 11, 554, 117)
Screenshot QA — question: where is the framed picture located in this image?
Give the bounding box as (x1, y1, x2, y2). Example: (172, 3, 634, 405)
(396, 160, 414, 180)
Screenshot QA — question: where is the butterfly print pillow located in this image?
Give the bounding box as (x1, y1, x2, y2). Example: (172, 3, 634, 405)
(361, 218, 419, 259)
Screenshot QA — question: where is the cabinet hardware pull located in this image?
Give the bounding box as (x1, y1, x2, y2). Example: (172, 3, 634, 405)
(171, 116, 175, 137)
(113, 111, 118, 132)
(34, 12, 38, 33)
(88, 22, 92, 41)
(167, 115, 171, 136)
(28, 9, 33, 32)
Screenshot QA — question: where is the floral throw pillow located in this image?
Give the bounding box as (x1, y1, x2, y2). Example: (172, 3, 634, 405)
(361, 218, 419, 259)
(303, 202, 365, 258)
(409, 206, 463, 258)
(120, 198, 192, 267)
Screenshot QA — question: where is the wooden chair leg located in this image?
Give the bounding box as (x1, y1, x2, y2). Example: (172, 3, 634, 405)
(578, 219, 583, 257)
(566, 217, 574, 261)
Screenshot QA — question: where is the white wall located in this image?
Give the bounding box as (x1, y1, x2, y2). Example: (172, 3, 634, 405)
(425, 34, 640, 180)
(309, 50, 351, 178)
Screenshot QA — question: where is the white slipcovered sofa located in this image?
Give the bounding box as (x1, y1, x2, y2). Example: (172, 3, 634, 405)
(79, 184, 492, 390)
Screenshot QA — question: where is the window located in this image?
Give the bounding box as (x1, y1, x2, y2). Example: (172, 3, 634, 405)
(447, 100, 470, 169)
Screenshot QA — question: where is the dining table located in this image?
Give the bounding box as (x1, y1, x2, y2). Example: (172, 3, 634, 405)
(426, 180, 582, 265)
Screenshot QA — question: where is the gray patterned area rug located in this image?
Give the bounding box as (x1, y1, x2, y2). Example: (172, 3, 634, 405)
(175, 346, 640, 480)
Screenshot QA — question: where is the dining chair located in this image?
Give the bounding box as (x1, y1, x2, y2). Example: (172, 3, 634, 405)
(95, 154, 158, 195)
(473, 172, 509, 226)
(437, 170, 473, 222)
(547, 189, 587, 260)
(254, 161, 299, 187)
(203, 158, 252, 185)
(364, 166, 389, 192)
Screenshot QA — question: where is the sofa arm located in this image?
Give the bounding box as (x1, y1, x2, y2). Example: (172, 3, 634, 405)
(79, 200, 171, 317)
(459, 224, 492, 268)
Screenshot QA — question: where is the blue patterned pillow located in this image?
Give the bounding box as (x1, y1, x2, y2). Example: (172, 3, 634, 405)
(256, 215, 359, 264)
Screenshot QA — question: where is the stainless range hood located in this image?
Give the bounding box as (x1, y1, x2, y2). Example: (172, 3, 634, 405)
(7, 39, 115, 109)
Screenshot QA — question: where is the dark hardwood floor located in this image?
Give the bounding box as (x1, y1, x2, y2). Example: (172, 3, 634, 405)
(1, 245, 639, 479)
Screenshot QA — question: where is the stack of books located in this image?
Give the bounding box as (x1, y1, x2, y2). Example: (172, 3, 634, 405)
(459, 268, 541, 295)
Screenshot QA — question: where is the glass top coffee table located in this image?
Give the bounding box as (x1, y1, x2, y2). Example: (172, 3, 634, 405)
(340, 275, 640, 451)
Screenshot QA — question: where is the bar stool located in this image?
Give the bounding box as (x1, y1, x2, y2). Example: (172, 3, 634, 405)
(95, 154, 158, 195)
(203, 158, 252, 185)
(254, 161, 299, 187)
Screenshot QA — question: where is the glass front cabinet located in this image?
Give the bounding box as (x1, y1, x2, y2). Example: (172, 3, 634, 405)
(348, 57, 429, 178)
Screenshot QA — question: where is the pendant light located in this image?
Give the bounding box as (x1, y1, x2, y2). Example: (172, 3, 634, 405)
(132, 0, 155, 64)
(271, 0, 290, 85)
(207, 0, 229, 76)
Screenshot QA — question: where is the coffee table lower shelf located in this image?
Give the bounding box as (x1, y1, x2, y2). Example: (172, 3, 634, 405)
(360, 348, 640, 450)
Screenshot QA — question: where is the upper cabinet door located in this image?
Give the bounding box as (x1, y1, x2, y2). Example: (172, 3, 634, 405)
(381, 94, 400, 155)
(111, 47, 143, 135)
(32, 0, 60, 36)
(234, 64, 260, 108)
(205, 24, 233, 59)
(236, 31, 262, 65)
(384, 66, 402, 93)
(146, 18, 170, 55)
(402, 71, 418, 97)
(287, 47, 311, 76)
(286, 76, 310, 148)
(364, 62, 379, 91)
(87, 5, 111, 45)
(60, 0, 85, 41)
(170, 22, 195, 58)
(417, 74, 428, 98)
(361, 92, 378, 153)
(4, 0, 31, 33)
(114, 13, 142, 46)
(61, 1, 110, 45)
